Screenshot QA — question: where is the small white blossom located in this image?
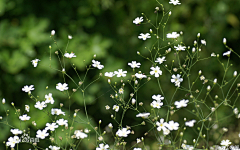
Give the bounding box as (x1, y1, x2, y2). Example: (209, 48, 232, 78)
(174, 44, 186, 51)
(34, 101, 47, 110)
(22, 85, 34, 93)
(51, 108, 65, 116)
(138, 33, 151, 40)
(74, 130, 88, 139)
(223, 51, 231, 56)
(116, 128, 131, 137)
(136, 113, 150, 119)
(220, 139, 231, 147)
(133, 17, 143, 25)
(68, 35, 72, 39)
(155, 57, 166, 64)
(135, 73, 147, 79)
(92, 60, 104, 69)
(105, 72, 115, 77)
(113, 105, 119, 112)
(25, 105, 30, 112)
(45, 123, 59, 131)
(201, 39, 206, 45)
(233, 108, 239, 115)
(114, 69, 127, 77)
(171, 74, 183, 87)
(128, 61, 141, 68)
(211, 53, 216, 57)
(64, 52, 76, 58)
(233, 71, 237, 77)
(167, 120, 179, 130)
(56, 118, 68, 126)
(223, 38, 227, 44)
(51, 30, 55, 36)
(56, 83, 68, 91)
(31, 59, 40, 67)
(36, 129, 49, 139)
(169, 0, 181, 5)
(96, 143, 109, 150)
(45, 93, 54, 104)
(156, 119, 168, 131)
(185, 120, 196, 127)
(166, 32, 180, 39)
(10, 129, 23, 135)
(2, 98, 5, 104)
(174, 99, 189, 108)
(19, 114, 30, 121)
(150, 66, 162, 77)
(6, 136, 20, 148)
(49, 145, 60, 150)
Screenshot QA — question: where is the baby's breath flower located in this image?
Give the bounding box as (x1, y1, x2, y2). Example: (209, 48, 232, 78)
(51, 30, 55, 36)
(138, 33, 151, 40)
(105, 105, 110, 110)
(68, 35, 72, 39)
(113, 105, 119, 112)
(201, 39, 206, 45)
(197, 33, 200, 37)
(223, 51, 231, 57)
(133, 17, 143, 25)
(211, 53, 216, 57)
(136, 113, 150, 119)
(2, 98, 5, 104)
(233, 71, 237, 77)
(169, 0, 181, 5)
(223, 38, 227, 44)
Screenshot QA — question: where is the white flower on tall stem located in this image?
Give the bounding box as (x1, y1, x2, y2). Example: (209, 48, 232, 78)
(138, 33, 151, 40)
(6, 136, 20, 148)
(169, 0, 181, 5)
(171, 74, 183, 87)
(174, 99, 189, 108)
(174, 44, 186, 51)
(56, 83, 68, 91)
(136, 113, 150, 119)
(96, 143, 109, 150)
(156, 119, 168, 131)
(45, 93, 54, 104)
(36, 129, 49, 139)
(167, 120, 179, 130)
(150, 66, 162, 77)
(19, 114, 30, 121)
(155, 57, 166, 64)
(105, 72, 115, 77)
(22, 85, 34, 93)
(128, 61, 141, 68)
(45, 123, 59, 131)
(92, 60, 104, 69)
(133, 17, 143, 25)
(116, 128, 131, 137)
(34, 101, 47, 110)
(185, 120, 196, 127)
(10, 129, 23, 135)
(166, 32, 180, 39)
(74, 130, 88, 139)
(64, 52, 76, 58)
(56, 118, 68, 126)
(114, 69, 127, 77)
(220, 139, 231, 147)
(135, 73, 147, 79)
(31, 59, 40, 67)
(25, 105, 30, 112)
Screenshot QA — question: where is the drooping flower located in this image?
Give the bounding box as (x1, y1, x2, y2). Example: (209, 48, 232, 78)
(169, 0, 181, 5)
(114, 69, 127, 77)
(31, 59, 40, 67)
(133, 17, 143, 25)
(116, 128, 131, 137)
(25, 105, 30, 112)
(128, 61, 141, 68)
(166, 32, 180, 39)
(155, 57, 166, 64)
(138, 33, 151, 40)
(223, 51, 231, 57)
(56, 83, 68, 91)
(174, 99, 189, 108)
(136, 113, 150, 119)
(64, 52, 76, 58)
(92, 60, 104, 69)
(150, 66, 162, 77)
(51, 108, 65, 116)
(22, 85, 34, 93)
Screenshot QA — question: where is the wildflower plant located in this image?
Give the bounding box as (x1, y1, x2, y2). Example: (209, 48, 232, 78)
(1, 0, 240, 150)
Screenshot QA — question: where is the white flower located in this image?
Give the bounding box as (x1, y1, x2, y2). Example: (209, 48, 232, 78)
(114, 69, 127, 77)
(223, 51, 231, 56)
(152, 94, 164, 101)
(167, 120, 179, 130)
(171, 74, 183, 87)
(25, 105, 30, 112)
(133, 17, 143, 25)
(64, 52, 76, 58)
(233, 108, 239, 115)
(2, 98, 5, 104)
(223, 38, 227, 44)
(51, 30, 55, 36)
(133, 148, 142, 150)
(105, 105, 110, 110)
(166, 32, 180, 39)
(211, 53, 216, 57)
(92, 60, 104, 69)
(201, 39, 206, 45)
(36, 129, 49, 139)
(56, 83, 68, 91)
(113, 105, 119, 112)
(174, 99, 189, 108)
(156, 119, 168, 131)
(6, 136, 20, 148)
(155, 57, 166, 64)
(169, 0, 181, 5)
(128, 61, 141, 68)
(233, 71, 237, 77)
(163, 128, 170, 135)
(174, 44, 186, 51)
(19, 114, 30, 121)
(119, 88, 124, 94)
(182, 144, 194, 150)
(10, 129, 23, 135)
(108, 123, 113, 129)
(200, 75, 205, 81)
(68, 35, 72, 39)
(45, 93, 54, 104)
(136, 113, 150, 119)
(150, 66, 162, 77)
(22, 85, 34, 93)
(185, 120, 196, 127)
(137, 138, 141, 143)
(51, 108, 65, 116)
(132, 98, 136, 105)
(31, 59, 40, 67)
(105, 72, 115, 77)
(116, 128, 131, 137)
(49, 145, 60, 150)
(151, 99, 163, 109)
(74, 130, 88, 139)
(34, 101, 47, 110)
(135, 73, 147, 79)
(220, 139, 231, 147)
(138, 33, 151, 40)
(96, 143, 109, 150)
(45, 123, 59, 131)
(56, 118, 68, 126)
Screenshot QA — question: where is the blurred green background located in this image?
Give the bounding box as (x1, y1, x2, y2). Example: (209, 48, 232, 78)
(0, 0, 240, 149)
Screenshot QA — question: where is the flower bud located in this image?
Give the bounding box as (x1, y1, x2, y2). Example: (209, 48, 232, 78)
(234, 71, 237, 77)
(169, 11, 172, 16)
(51, 30, 55, 36)
(223, 38, 227, 44)
(197, 33, 200, 38)
(2, 98, 5, 104)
